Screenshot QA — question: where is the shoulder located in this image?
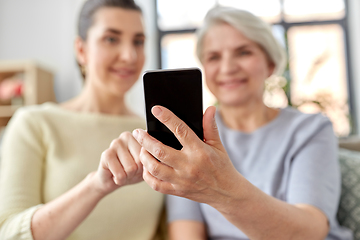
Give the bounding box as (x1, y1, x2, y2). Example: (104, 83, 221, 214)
(281, 107, 330, 123)
(279, 107, 333, 132)
(1, 103, 59, 141)
(12, 102, 146, 127)
(1, 103, 59, 148)
(276, 107, 336, 147)
(9, 102, 58, 127)
(116, 115, 146, 129)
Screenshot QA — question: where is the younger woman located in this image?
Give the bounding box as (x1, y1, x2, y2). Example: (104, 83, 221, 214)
(0, 1, 163, 239)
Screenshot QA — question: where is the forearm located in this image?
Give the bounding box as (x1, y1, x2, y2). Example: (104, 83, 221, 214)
(169, 220, 207, 240)
(31, 172, 105, 240)
(211, 174, 329, 240)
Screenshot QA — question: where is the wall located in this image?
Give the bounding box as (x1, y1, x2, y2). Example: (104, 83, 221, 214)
(127, 0, 159, 116)
(0, 0, 359, 125)
(0, 0, 158, 117)
(348, 0, 360, 134)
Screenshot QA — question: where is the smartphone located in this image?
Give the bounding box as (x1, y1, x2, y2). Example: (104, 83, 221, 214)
(143, 68, 203, 150)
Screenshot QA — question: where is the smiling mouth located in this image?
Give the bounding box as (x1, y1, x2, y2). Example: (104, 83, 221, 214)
(109, 68, 136, 78)
(218, 78, 247, 88)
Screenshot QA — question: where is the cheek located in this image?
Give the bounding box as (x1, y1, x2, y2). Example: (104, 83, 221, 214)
(246, 57, 271, 81)
(89, 41, 117, 67)
(137, 51, 145, 69)
(96, 48, 115, 67)
(203, 63, 217, 82)
(86, 48, 104, 75)
(204, 64, 218, 90)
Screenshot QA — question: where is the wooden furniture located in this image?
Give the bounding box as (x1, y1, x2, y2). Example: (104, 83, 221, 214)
(0, 60, 56, 127)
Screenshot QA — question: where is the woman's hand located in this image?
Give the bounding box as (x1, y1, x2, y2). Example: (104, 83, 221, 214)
(94, 132, 144, 196)
(132, 106, 241, 205)
(31, 132, 144, 240)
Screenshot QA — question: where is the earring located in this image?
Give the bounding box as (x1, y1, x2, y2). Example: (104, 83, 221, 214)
(80, 65, 86, 78)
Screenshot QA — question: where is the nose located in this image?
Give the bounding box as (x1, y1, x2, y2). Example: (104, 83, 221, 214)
(219, 54, 238, 75)
(118, 42, 137, 64)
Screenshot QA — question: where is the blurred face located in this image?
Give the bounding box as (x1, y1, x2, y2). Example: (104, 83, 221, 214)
(201, 23, 274, 107)
(77, 7, 145, 98)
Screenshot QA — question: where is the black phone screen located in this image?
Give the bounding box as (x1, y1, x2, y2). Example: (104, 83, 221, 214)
(143, 68, 203, 150)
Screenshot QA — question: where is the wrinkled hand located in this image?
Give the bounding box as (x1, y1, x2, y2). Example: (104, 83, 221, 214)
(132, 106, 240, 205)
(94, 132, 143, 196)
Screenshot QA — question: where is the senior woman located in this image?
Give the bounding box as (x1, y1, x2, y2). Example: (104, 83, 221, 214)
(130, 7, 352, 240)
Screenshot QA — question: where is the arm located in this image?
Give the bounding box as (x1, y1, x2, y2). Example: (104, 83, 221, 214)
(31, 132, 144, 240)
(133, 106, 329, 240)
(169, 221, 206, 240)
(31, 172, 103, 240)
(209, 179, 329, 239)
(166, 195, 207, 240)
(0, 109, 143, 240)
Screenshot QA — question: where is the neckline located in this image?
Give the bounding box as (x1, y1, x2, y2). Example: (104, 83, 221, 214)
(216, 107, 286, 135)
(42, 102, 143, 121)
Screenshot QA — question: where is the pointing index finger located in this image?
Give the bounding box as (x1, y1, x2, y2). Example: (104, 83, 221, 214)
(151, 106, 201, 149)
(133, 128, 179, 168)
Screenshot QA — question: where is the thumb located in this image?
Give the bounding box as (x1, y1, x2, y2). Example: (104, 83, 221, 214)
(203, 106, 222, 148)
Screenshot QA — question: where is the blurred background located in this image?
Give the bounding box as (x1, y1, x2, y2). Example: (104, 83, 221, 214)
(0, 0, 359, 137)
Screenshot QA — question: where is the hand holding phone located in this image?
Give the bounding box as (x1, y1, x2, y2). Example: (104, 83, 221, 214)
(143, 68, 203, 150)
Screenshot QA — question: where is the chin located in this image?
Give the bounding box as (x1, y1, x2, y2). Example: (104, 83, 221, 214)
(110, 90, 127, 98)
(217, 94, 248, 107)
(106, 84, 127, 97)
(220, 100, 246, 107)
(111, 79, 136, 92)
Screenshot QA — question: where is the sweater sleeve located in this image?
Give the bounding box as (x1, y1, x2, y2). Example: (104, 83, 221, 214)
(286, 119, 340, 224)
(0, 108, 45, 239)
(166, 195, 204, 223)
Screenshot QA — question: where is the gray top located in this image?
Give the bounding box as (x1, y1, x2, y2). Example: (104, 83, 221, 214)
(167, 107, 353, 240)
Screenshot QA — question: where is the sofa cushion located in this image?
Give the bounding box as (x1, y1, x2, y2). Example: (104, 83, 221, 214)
(337, 148, 360, 239)
(339, 137, 360, 152)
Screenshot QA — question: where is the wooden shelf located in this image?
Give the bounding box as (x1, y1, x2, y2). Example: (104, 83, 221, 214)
(0, 60, 55, 127)
(0, 105, 21, 117)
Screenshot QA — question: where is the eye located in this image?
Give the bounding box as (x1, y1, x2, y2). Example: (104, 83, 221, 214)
(134, 39, 145, 46)
(104, 36, 118, 44)
(207, 55, 220, 62)
(237, 50, 251, 56)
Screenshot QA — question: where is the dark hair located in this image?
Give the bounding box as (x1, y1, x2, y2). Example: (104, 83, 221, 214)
(78, 0, 142, 41)
(77, 0, 142, 79)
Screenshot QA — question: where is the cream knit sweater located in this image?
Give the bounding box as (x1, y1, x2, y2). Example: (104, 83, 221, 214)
(0, 103, 164, 240)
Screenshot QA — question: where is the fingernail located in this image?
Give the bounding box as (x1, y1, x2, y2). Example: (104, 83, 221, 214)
(132, 129, 139, 139)
(114, 177, 119, 185)
(152, 106, 162, 117)
(212, 109, 217, 129)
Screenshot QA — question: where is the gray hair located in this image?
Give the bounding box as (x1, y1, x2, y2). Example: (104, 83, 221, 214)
(196, 7, 286, 76)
